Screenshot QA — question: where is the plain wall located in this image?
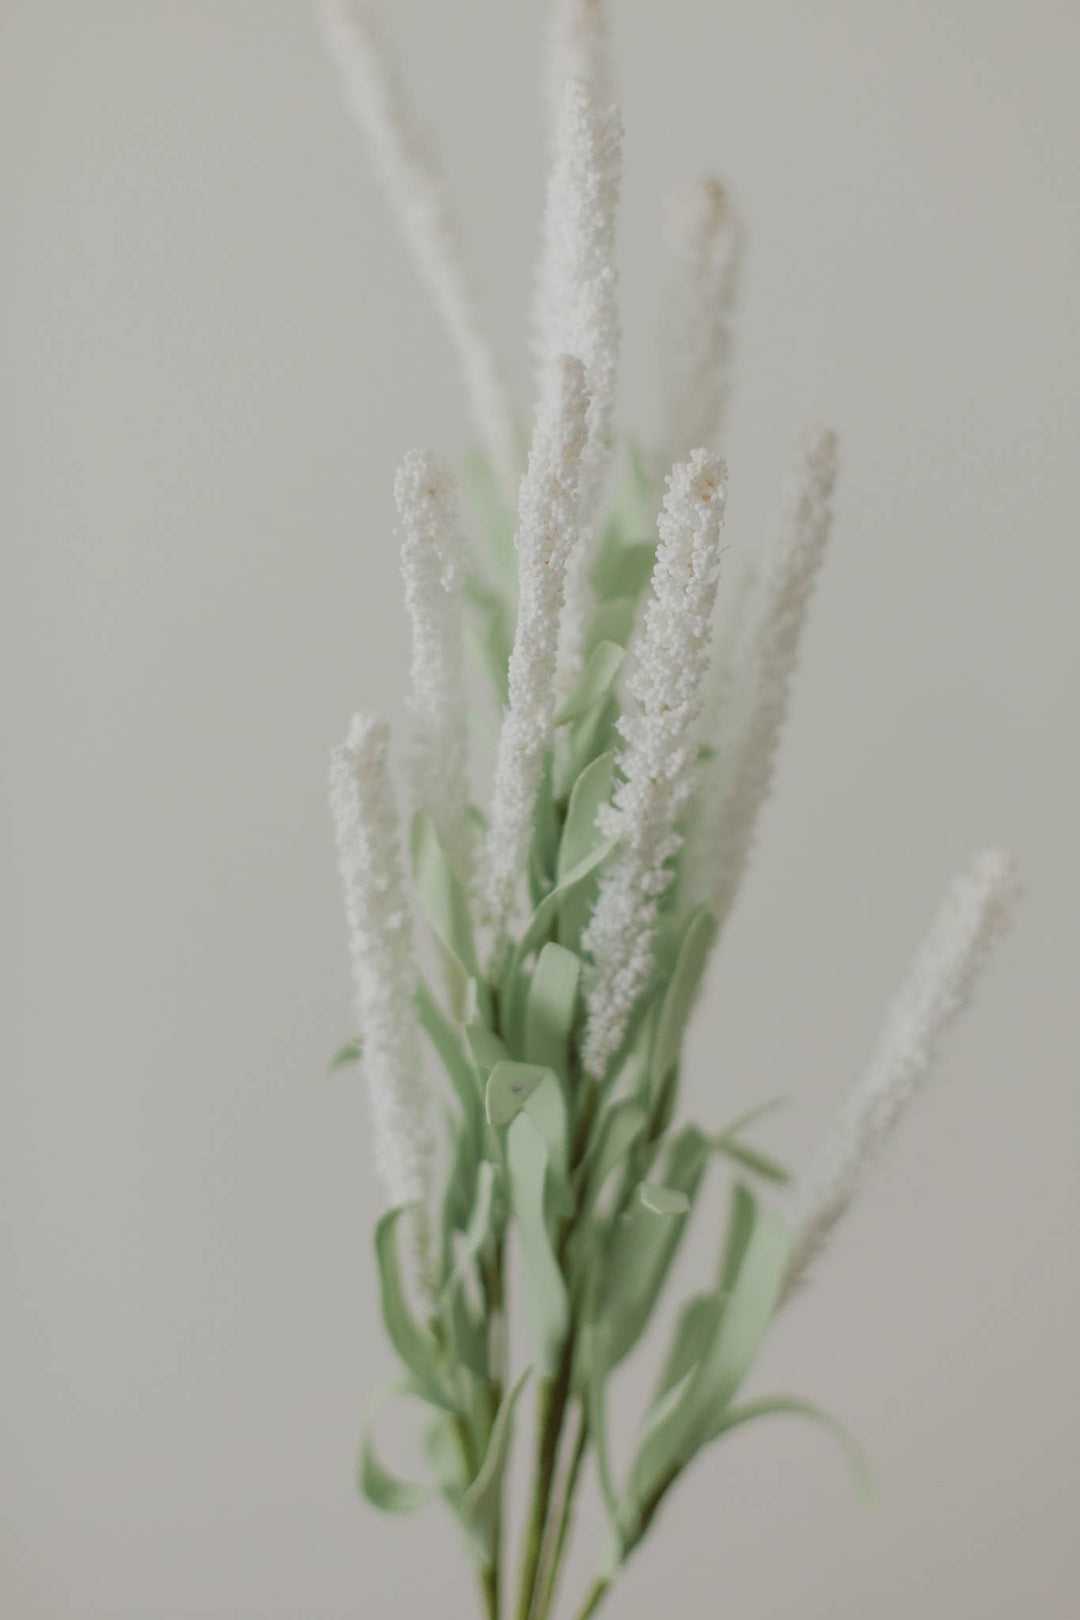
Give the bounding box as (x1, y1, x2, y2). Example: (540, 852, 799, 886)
(3, 2, 1078, 1615)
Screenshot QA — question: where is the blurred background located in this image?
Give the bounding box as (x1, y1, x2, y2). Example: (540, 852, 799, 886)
(3, 2, 1078, 1615)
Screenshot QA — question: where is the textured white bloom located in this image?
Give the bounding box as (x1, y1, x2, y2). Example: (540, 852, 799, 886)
(784, 849, 1019, 1299)
(581, 450, 727, 1077)
(657, 177, 741, 464)
(321, 0, 519, 494)
(531, 78, 623, 689)
(704, 427, 838, 927)
(545, 0, 613, 136)
(330, 715, 433, 1266)
(396, 450, 472, 884)
(485, 357, 590, 953)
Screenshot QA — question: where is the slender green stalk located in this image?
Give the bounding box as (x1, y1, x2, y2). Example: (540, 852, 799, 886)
(515, 1338, 575, 1620)
(533, 1405, 589, 1620)
(573, 1578, 610, 1620)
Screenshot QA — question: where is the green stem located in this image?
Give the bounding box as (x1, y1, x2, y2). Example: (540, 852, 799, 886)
(573, 1578, 610, 1620)
(533, 1406, 589, 1620)
(514, 1338, 574, 1620)
(480, 1565, 499, 1620)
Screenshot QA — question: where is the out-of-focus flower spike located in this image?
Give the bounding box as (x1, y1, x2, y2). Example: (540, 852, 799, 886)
(531, 77, 623, 690)
(581, 449, 727, 1078)
(320, 0, 520, 495)
(485, 357, 590, 956)
(783, 849, 1020, 1300)
(705, 427, 838, 928)
(545, 0, 614, 138)
(329, 714, 434, 1286)
(658, 177, 741, 464)
(395, 450, 472, 886)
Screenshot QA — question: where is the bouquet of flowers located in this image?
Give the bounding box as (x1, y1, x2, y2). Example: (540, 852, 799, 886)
(320, 4, 1018, 1616)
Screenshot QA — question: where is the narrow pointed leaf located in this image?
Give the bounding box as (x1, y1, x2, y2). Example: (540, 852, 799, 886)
(374, 1207, 453, 1410)
(508, 1113, 569, 1375)
(555, 640, 626, 725)
(358, 1382, 432, 1515)
(461, 1368, 532, 1565)
(525, 943, 581, 1078)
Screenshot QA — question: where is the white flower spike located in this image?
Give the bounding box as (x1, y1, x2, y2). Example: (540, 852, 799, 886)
(395, 449, 472, 885)
(330, 715, 434, 1270)
(704, 426, 838, 928)
(546, 0, 614, 137)
(784, 848, 1020, 1299)
(581, 449, 727, 1078)
(532, 77, 623, 689)
(321, 0, 519, 494)
(658, 177, 741, 464)
(485, 356, 590, 955)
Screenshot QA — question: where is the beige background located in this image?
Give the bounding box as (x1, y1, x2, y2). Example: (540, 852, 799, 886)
(4, 2, 1078, 1616)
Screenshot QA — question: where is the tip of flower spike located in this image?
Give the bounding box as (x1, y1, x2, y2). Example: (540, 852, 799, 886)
(801, 425, 839, 482)
(667, 447, 727, 510)
(394, 448, 453, 517)
(345, 711, 390, 764)
(669, 175, 731, 238)
(967, 846, 1021, 918)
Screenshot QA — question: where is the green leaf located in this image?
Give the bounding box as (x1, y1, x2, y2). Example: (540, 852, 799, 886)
(625, 1196, 791, 1517)
(555, 640, 626, 725)
(326, 1038, 361, 1075)
(654, 1293, 724, 1402)
(650, 906, 717, 1104)
(580, 1324, 625, 1574)
(415, 981, 482, 1137)
(706, 1396, 875, 1501)
(374, 1207, 453, 1410)
(461, 1368, 532, 1565)
(411, 811, 479, 982)
(464, 574, 513, 704)
(557, 751, 615, 949)
(508, 1113, 570, 1375)
(465, 1020, 506, 1079)
(485, 1060, 548, 1127)
(638, 1183, 691, 1217)
(488, 1063, 569, 1191)
(511, 836, 618, 980)
(594, 1125, 710, 1370)
(358, 1381, 432, 1515)
(710, 1137, 792, 1185)
(718, 1181, 758, 1296)
(591, 539, 656, 601)
(586, 594, 640, 658)
(583, 1098, 647, 1210)
(715, 1097, 789, 1138)
(447, 1161, 497, 1282)
(558, 753, 615, 880)
(525, 943, 581, 1078)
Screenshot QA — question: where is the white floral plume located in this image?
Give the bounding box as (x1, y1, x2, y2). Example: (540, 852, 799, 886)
(581, 449, 727, 1078)
(321, 0, 519, 494)
(784, 848, 1019, 1299)
(395, 449, 472, 885)
(531, 77, 623, 690)
(658, 176, 741, 464)
(485, 357, 590, 956)
(702, 426, 838, 928)
(330, 714, 433, 1273)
